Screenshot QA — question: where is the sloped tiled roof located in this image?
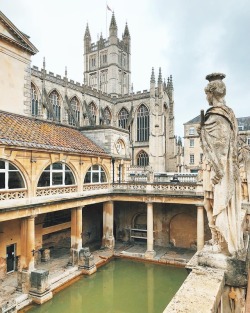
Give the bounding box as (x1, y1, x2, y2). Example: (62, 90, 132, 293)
(0, 111, 108, 156)
(184, 115, 201, 125)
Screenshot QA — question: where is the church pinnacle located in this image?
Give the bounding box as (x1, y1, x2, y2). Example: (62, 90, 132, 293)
(150, 67, 155, 84)
(158, 67, 162, 84)
(109, 12, 117, 29)
(84, 23, 91, 39)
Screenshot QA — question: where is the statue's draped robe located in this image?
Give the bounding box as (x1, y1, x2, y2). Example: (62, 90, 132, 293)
(201, 105, 243, 255)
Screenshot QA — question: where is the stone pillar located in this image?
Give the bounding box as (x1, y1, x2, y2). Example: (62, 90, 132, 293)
(18, 215, 35, 293)
(145, 202, 156, 259)
(71, 207, 83, 250)
(197, 206, 205, 251)
(20, 215, 35, 271)
(102, 201, 115, 249)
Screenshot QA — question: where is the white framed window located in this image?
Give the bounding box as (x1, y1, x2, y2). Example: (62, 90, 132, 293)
(238, 125, 244, 131)
(190, 154, 194, 164)
(38, 163, 75, 187)
(84, 165, 107, 184)
(189, 127, 195, 135)
(190, 139, 194, 147)
(0, 160, 25, 189)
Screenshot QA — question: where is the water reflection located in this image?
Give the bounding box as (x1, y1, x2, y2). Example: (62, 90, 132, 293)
(28, 259, 187, 313)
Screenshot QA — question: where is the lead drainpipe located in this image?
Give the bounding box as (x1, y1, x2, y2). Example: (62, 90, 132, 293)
(112, 158, 115, 183)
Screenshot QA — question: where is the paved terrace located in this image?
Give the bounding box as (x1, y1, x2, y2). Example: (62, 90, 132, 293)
(0, 242, 195, 311)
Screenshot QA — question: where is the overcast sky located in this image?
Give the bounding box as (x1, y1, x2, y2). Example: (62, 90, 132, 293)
(1, 0, 250, 136)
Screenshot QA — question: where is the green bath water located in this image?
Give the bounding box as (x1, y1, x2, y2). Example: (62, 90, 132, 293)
(28, 259, 187, 313)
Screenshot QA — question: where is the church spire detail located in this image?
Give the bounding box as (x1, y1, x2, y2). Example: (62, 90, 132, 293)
(150, 67, 155, 83)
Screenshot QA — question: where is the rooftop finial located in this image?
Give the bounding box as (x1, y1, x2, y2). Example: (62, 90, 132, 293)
(150, 67, 155, 84)
(84, 23, 91, 39)
(110, 11, 117, 29)
(158, 67, 162, 84)
(43, 57, 46, 70)
(65, 66, 67, 78)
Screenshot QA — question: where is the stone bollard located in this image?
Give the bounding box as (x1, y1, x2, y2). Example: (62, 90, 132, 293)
(29, 269, 52, 304)
(78, 247, 96, 275)
(0, 299, 17, 313)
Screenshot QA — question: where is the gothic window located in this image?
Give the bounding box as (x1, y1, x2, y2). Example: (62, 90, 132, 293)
(104, 107, 111, 125)
(0, 160, 25, 189)
(137, 104, 149, 141)
(68, 97, 80, 126)
(48, 90, 61, 122)
(38, 163, 75, 187)
(137, 150, 149, 167)
(118, 108, 129, 129)
(84, 165, 107, 184)
(89, 102, 97, 124)
(190, 154, 194, 164)
(31, 84, 39, 116)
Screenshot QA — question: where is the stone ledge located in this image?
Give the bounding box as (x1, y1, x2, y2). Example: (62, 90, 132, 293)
(163, 267, 225, 313)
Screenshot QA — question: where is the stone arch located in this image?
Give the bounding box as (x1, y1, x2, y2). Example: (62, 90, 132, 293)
(169, 213, 197, 249)
(132, 212, 147, 229)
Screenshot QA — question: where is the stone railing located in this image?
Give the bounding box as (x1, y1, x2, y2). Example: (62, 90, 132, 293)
(112, 182, 203, 196)
(82, 183, 109, 191)
(0, 189, 27, 201)
(36, 186, 78, 197)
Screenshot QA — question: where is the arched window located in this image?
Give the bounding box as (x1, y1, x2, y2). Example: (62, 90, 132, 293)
(69, 97, 80, 126)
(137, 151, 149, 167)
(31, 84, 39, 116)
(38, 163, 75, 187)
(118, 108, 129, 129)
(104, 107, 111, 125)
(137, 104, 149, 141)
(0, 160, 25, 189)
(48, 90, 61, 121)
(84, 165, 107, 184)
(89, 102, 97, 124)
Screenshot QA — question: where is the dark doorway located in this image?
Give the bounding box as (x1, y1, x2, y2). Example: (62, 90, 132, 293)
(6, 244, 15, 273)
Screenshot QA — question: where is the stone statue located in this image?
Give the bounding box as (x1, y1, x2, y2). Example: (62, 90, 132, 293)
(198, 73, 244, 256)
(238, 135, 250, 202)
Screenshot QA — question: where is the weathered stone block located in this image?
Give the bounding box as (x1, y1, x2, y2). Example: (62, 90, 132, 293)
(41, 249, 50, 262)
(17, 270, 30, 294)
(0, 257, 6, 280)
(0, 299, 17, 313)
(30, 269, 50, 294)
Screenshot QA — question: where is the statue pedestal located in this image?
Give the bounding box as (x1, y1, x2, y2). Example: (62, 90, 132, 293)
(29, 269, 52, 304)
(78, 247, 97, 275)
(197, 245, 247, 287)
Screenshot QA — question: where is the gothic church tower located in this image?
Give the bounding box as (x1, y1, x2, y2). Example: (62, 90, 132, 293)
(84, 13, 131, 96)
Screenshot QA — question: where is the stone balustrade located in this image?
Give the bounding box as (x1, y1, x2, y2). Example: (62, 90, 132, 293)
(0, 189, 27, 201)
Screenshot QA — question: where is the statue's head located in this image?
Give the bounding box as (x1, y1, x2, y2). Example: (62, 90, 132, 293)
(204, 73, 226, 106)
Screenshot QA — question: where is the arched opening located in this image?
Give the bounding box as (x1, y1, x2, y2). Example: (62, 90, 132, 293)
(84, 165, 107, 184)
(118, 107, 129, 129)
(137, 104, 149, 141)
(38, 162, 75, 187)
(169, 213, 197, 249)
(0, 160, 25, 189)
(137, 150, 149, 166)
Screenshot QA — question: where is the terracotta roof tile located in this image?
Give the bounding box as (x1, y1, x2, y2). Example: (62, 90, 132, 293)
(0, 111, 108, 156)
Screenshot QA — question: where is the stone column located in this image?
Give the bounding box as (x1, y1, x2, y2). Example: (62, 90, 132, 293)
(18, 215, 35, 293)
(20, 215, 35, 271)
(145, 202, 156, 259)
(197, 206, 205, 251)
(102, 201, 115, 249)
(71, 207, 83, 250)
